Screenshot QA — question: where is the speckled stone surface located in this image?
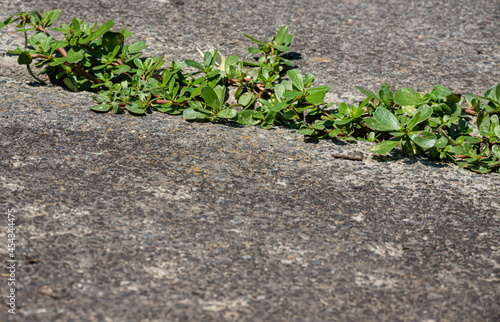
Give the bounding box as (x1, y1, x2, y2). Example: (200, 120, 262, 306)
(0, 1, 499, 321)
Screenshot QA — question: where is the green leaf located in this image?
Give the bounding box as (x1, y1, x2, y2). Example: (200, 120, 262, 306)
(63, 77, 79, 91)
(368, 139, 400, 154)
(128, 41, 147, 53)
(492, 145, 500, 159)
(80, 19, 114, 44)
(112, 64, 131, 74)
(201, 86, 221, 110)
(365, 107, 401, 131)
(42, 9, 61, 28)
(95, 20, 115, 38)
(126, 102, 146, 114)
(379, 83, 394, 107)
(272, 44, 289, 52)
(17, 51, 32, 65)
(477, 111, 490, 136)
(242, 33, 267, 45)
(224, 55, 239, 73)
(287, 69, 304, 92)
(494, 125, 500, 138)
(300, 128, 316, 135)
(269, 102, 289, 112)
(237, 110, 263, 125)
(394, 87, 426, 106)
(203, 50, 217, 68)
(356, 86, 379, 100)
(238, 92, 255, 106)
(0, 15, 16, 29)
(28, 32, 52, 52)
(65, 47, 84, 63)
(282, 90, 303, 100)
(213, 85, 226, 105)
(433, 135, 448, 149)
(464, 136, 483, 144)
(406, 104, 433, 130)
(247, 47, 261, 54)
(305, 90, 326, 105)
(409, 131, 437, 149)
(275, 26, 290, 44)
(49, 56, 67, 66)
(102, 31, 124, 53)
(484, 84, 500, 104)
(261, 110, 278, 129)
(184, 59, 204, 69)
(217, 108, 237, 119)
(90, 104, 112, 112)
(431, 85, 452, 101)
(183, 108, 209, 121)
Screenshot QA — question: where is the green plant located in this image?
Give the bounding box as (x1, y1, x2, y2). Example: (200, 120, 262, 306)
(1, 10, 499, 173)
(356, 84, 500, 173)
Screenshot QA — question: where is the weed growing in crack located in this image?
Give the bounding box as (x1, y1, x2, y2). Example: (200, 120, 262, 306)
(2, 10, 499, 173)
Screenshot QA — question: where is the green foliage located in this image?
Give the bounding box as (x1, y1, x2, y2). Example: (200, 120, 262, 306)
(2, 10, 499, 174)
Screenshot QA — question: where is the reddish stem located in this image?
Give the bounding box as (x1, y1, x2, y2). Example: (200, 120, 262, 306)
(464, 108, 477, 116)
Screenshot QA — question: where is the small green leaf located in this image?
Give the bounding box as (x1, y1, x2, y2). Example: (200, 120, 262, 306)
(300, 128, 316, 135)
(394, 87, 425, 106)
(237, 110, 263, 125)
(356, 86, 379, 100)
(431, 85, 452, 101)
(485, 84, 500, 104)
(365, 107, 401, 131)
(247, 47, 261, 54)
(464, 136, 484, 144)
(492, 145, 500, 159)
(184, 60, 204, 69)
(65, 47, 84, 63)
(63, 77, 79, 91)
(312, 122, 325, 130)
(126, 102, 146, 115)
(217, 108, 237, 119)
(183, 108, 209, 121)
(287, 69, 304, 92)
(272, 44, 289, 52)
(275, 26, 290, 44)
(41, 9, 62, 28)
(224, 55, 239, 72)
(494, 125, 500, 138)
(272, 84, 286, 101)
(28, 32, 52, 52)
(102, 31, 124, 53)
(201, 86, 221, 110)
(282, 90, 303, 100)
(80, 19, 114, 44)
(238, 92, 255, 106)
(305, 90, 326, 105)
(409, 131, 437, 149)
(128, 41, 147, 53)
(368, 139, 400, 154)
(242, 33, 267, 45)
(379, 83, 394, 106)
(112, 64, 131, 74)
(406, 104, 433, 130)
(434, 135, 449, 149)
(90, 104, 112, 112)
(17, 51, 32, 65)
(269, 102, 289, 112)
(0, 15, 16, 29)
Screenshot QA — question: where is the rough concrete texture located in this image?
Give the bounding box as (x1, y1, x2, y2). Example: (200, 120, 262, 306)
(0, 0, 499, 321)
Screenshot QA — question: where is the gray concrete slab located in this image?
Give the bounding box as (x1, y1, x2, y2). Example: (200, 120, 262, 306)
(0, 0, 499, 321)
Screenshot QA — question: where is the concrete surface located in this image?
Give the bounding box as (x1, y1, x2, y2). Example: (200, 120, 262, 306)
(0, 0, 499, 321)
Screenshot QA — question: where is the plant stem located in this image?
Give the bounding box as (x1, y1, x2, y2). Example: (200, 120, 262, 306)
(26, 64, 47, 85)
